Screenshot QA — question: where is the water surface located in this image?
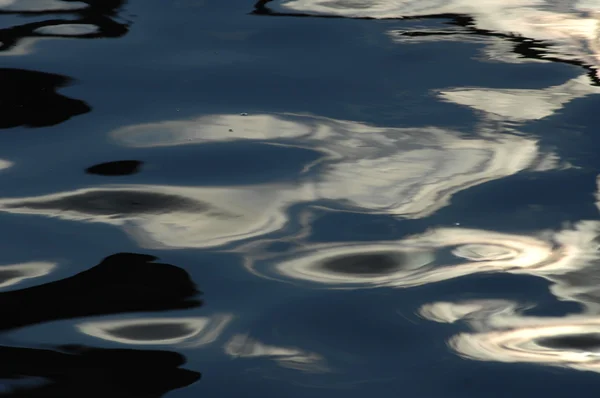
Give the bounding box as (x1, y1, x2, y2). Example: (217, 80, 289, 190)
(2, 0, 600, 396)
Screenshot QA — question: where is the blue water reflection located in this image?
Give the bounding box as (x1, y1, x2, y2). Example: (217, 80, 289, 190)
(2, 0, 600, 396)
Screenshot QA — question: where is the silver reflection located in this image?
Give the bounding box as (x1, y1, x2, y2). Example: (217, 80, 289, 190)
(111, 113, 561, 219)
(439, 75, 600, 122)
(245, 224, 594, 289)
(0, 0, 87, 11)
(0, 261, 55, 289)
(225, 334, 329, 373)
(0, 184, 306, 249)
(0, 159, 12, 171)
(420, 300, 600, 373)
(279, 0, 600, 74)
(78, 314, 233, 346)
(34, 24, 100, 36)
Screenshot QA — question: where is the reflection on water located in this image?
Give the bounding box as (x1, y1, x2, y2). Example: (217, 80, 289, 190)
(0, 185, 305, 248)
(0, 261, 55, 289)
(225, 334, 329, 373)
(0, 69, 90, 129)
(112, 113, 561, 218)
(272, 0, 600, 76)
(420, 300, 600, 373)
(85, 160, 142, 176)
(0, 252, 202, 395)
(0, 0, 129, 55)
(79, 314, 233, 346)
(0, 345, 200, 396)
(244, 223, 600, 289)
(439, 75, 600, 122)
(0, 1, 87, 12)
(0, 253, 201, 331)
(3, 0, 600, 392)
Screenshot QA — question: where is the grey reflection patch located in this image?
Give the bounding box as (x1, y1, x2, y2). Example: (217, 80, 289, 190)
(106, 324, 195, 341)
(78, 315, 233, 346)
(4, 190, 209, 216)
(34, 24, 99, 36)
(319, 252, 413, 276)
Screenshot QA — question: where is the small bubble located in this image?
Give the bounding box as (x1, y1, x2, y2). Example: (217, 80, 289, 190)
(228, 129, 233, 132)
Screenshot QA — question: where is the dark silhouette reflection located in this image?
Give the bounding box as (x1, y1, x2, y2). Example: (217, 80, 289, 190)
(86, 160, 142, 176)
(0, 0, 130, 53)
(0, 69, 90, 129)
(0, 253, 201, 331)
(0, 253, 202, 396)
(537, 334, 600, 351)
(0, 345, 200, 397)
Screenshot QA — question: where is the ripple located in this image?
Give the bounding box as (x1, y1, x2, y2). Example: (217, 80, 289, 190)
(79, 314, 233, 346)
(251, 243, 434, 288)
(247, 229, 546, 288)
(0, 184, 305, 248)
(246, 221, 600, 290)
(225, 334, 329, 373)
(111, 113, 561, 219)
(421, 300, 600, 373)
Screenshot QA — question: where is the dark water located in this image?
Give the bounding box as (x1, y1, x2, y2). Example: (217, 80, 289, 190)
(3, 0, 600, 396)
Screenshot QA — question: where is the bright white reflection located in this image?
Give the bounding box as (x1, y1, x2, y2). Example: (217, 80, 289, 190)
(34, 24, 99, 36)
(0, 261, 55, 289)
(420, 300, 600, 373)
(246, 221, 600, 291)
(279, 0, 600, 73)
(78, 314, 233, 346)
(0, 0, 86, 11)
(111, 113, 560, 219)
(0, 184, 307, 249)
(439, 75, 600, 121)
(225, 334, 329, 372)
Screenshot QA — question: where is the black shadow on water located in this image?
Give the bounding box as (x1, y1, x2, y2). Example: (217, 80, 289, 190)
(0, 252, 201, 331)
(85, 160, 143, 176)
(0, 345, 200, 397)
(0, 69, 90, 129)
(0, 252, 202, 396)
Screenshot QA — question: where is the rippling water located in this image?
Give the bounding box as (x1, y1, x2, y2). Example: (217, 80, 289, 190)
(3, 0, 600, 396)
